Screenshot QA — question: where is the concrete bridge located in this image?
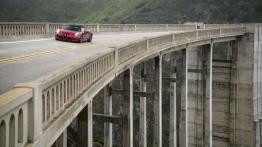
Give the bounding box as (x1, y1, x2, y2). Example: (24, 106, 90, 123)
(0, 23, 261, 147)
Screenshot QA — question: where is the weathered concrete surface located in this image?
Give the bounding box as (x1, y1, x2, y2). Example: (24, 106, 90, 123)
(212, 61, 231, 147)
(253, 25, 262, 147)
(178, 50, 188, 147)
(139, 63, 147, 147)
(187, 46, 205, 147)
(186, 45, 212, 147)
(153, 56, 162, 147)
(104, 84, 113, 147)
(123, 69, 133, 147)
(169, 53, 177, 147)
(229, 36, 254, 147)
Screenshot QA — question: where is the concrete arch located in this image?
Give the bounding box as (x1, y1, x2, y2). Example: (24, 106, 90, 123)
(47, 91, 51, 121)
(0, 120, 6, 147)
(55, 85, 59, 111)
(18, 109, 23, 143)
(42, 93, 46, 123)
(9, 114, 15, 147)
(51, 88, 55, 115)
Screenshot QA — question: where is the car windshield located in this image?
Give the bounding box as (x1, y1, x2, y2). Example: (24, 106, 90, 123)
(63, 25, 82, 32)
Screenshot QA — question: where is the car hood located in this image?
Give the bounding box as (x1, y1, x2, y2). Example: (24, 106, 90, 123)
(60, 29, 79, 35)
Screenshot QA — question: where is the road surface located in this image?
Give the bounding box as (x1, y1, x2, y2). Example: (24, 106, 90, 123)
(0, 32, 175, 94)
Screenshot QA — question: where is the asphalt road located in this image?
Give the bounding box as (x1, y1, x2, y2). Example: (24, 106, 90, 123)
(0, 32, 175, 94)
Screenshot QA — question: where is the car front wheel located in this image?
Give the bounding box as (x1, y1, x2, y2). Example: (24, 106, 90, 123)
(87, 35, 93, 42)
(79, 36, 84, 43)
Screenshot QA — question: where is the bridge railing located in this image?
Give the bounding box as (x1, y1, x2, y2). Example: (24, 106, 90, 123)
(38, 51, 115, 128)
(0, 22, 197, 41)
(0, 26, 246, 146)
(0, 88, 32, 147)
(204, 24, 244, 29)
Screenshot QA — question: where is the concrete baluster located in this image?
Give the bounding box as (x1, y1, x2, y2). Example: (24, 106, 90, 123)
(46, 23, 50, 35)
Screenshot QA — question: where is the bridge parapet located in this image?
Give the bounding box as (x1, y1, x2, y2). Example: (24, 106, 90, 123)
(204, 23, 244, 29)
(0, 26, 246, 146)
(0, 88, 32, 147)
(0, 22, 197, 41)
(36, 51, 115, 129)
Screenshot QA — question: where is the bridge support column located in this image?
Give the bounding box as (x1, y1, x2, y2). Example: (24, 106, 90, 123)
(169, 53, 177, 147)
(139, 63, 147, 147)
(229, 36, 254, 147)
(186, 45, 213, 147)
(204, 43, 213, 147)
(253, 25, 262, 147)
(153, 56, 162, 147)
(187, 46, 204, 147)
(179, 49, 188, 147)
(77, 101, 93, 147)
(104, 83, 113, 147)
(51, 129, 67, 147)
(63, 130, 67, 147)
(123, 68, 134, 147)
(88, 101, 93, 147)
(175, 49, 188, 147)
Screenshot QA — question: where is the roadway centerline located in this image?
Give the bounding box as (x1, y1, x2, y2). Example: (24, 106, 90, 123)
(0, 43, 93, 64)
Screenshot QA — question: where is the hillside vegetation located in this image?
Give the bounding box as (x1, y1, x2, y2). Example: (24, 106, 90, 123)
(0, 0, 260, 23)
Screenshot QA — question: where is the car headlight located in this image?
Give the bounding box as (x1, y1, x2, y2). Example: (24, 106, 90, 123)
(75, 32, 81, 36)
(56, 29, 61, 34)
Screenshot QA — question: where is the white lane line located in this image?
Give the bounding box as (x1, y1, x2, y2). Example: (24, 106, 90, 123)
(0, 38, 54, 44)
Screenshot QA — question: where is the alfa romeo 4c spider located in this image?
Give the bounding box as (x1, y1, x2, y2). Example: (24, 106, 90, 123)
(55, 25, 93, 43)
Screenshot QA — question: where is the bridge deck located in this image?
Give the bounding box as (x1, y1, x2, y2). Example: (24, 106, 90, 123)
(0, 32, 176, 94)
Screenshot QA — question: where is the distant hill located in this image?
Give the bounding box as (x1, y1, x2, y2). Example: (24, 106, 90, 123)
(0, 0, 260, 23)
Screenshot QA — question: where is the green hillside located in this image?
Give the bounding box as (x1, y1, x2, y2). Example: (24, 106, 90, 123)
(0, 0, 261, 23)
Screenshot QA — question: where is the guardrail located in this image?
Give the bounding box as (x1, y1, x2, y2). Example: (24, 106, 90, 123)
(204, 24, 244, 29)
(0, 26, 246, 146)
(0, 23, 197, 41)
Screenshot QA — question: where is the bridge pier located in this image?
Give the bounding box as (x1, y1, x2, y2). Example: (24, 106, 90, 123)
(51, 130, 67, 147)
(104, 83, 113, 147)
(169, 52, 177, 147)
(253, 25, 262, 147)
(123, 68, 134, 147)
(228, 36, 254, 147)
(186, 44, 213, 147)
(153, 56, 163, 147)
(139, 63, 147, 147)
(77, 101, 93, 147)
(204, 44, 213, 147)
(179, 49, 188, 147)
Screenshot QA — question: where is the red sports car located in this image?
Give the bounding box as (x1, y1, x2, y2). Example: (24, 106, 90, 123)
(55, 25, 93, 43)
